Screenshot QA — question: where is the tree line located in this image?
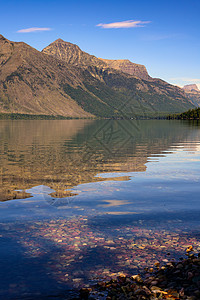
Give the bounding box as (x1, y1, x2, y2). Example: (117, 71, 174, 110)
(167, 108, 200, 120)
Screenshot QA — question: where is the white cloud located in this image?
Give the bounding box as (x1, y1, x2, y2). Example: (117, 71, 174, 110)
(17, 27, 52, 33)
(171, 77, 200, 83)
(96, 20, 151, 29)
(170, 77, 200, 89)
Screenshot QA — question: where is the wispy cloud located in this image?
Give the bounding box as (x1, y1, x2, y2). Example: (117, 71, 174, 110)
(170, 77, 200, 89)
(96, 20, 151, 29)
(171, 77, 200, 82)
(17, 27, 52, 33)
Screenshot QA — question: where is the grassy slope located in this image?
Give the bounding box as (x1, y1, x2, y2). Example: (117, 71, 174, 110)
(61, 66, 194, 118)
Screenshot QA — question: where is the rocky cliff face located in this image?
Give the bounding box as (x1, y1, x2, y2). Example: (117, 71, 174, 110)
(0, 34, 195, 117)
(183, 84, 199, 92)
(183, 84, 200, 107)
(99, 58, 152, 81)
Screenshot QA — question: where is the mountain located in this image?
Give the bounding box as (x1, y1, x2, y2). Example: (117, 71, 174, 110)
(0, 35, 93, 117)
(42, 39, 195, 116)
(0, 34, 195, 118)
(99, 58, 152, 81)
(183, 84, 199, 92)
(42, 38, 106, 68)
(42, 40, 151, 80)
(183, 84, 200, 107)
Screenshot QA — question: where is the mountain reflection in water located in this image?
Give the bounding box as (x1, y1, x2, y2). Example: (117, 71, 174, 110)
(0, 119, 200, 204)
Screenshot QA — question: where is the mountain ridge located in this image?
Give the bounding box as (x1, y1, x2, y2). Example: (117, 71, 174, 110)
(98, 58, 152, 81)
(0, 34, 195, 118)
(42, 39, 152, 81)
(42, 38, 107, 68)
(183, 84, 199, 92)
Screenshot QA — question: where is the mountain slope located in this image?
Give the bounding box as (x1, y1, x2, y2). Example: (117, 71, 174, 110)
(0, 35, 195, 118)
(183, 84, 200, 107)
(42, 39, 194, 116)
(0, 35, 94, 117)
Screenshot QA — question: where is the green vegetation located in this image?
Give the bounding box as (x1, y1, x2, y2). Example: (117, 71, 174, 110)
(62, 83, 115, 118)
(0, 112, 169, 120)
(72, 67, 193, 118)
(0, 113, 75, 120)
(167, 107, 200, 120)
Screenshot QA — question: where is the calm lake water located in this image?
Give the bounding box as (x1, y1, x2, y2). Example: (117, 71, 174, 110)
(0, 119, 200, 299)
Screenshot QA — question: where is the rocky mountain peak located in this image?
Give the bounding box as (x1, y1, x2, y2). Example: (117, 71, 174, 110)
(182, 84, 200, 107)
(42, 39, 106, 67)
(52, 38, 78, 47)
(54, 38, 65, 43)
(183, 84, 199, 92)
(42, 38, 152, 80)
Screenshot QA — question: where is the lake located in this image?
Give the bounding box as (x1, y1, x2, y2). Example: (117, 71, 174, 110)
(0, 119, 200, 299)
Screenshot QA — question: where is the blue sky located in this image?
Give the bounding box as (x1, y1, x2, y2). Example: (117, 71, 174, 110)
(1, 0, 200, 88)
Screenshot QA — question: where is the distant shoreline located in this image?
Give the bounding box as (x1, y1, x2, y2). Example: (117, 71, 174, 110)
(0, 112, 178, 120)
(0, 113, 93, 120)
(1, 112, 199, 120)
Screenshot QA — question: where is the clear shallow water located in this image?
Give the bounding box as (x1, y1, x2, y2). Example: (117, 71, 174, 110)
(0, 119, 200, 299)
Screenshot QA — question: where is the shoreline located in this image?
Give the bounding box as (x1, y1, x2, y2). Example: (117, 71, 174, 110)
(79, 249, 200, 299)
(0, 113, 191, 120)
